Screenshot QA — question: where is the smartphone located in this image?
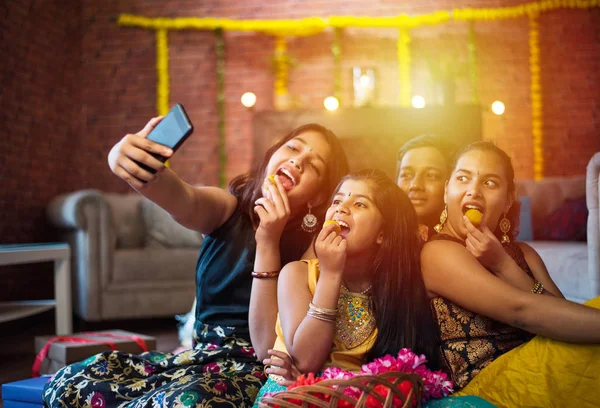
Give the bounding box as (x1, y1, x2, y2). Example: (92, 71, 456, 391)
(137, 103, 194, 174)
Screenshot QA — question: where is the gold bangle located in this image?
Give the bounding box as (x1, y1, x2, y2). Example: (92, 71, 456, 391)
(307, 302, 337, 323)
(309, 302, 338, 315)
(530, 281, 544, 294)
(307, 309, 337, 323)
(251, 270, 280, 279)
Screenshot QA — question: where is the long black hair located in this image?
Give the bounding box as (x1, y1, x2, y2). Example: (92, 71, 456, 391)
(451, 141, 520, 241)
(334, 169, 441, 369)
(229, 124, 349, 264)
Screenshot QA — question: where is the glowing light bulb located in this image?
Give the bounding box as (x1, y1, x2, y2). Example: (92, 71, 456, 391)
(241, 92, 257, 108)
(324, 96, 339, 111)
(412, 95, 425, 109)
(359, 74, 371, 87)
(491, 100, 505, 115)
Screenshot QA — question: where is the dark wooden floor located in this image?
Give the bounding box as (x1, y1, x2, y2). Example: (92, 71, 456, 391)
(0, 310, 181, 403)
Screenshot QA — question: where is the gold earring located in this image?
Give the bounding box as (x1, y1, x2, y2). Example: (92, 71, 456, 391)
(499, 213, 511, 243)
(434, 205, 448, 233)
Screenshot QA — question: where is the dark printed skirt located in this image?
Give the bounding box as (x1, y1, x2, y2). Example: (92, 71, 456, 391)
(42, 324, 266, 408)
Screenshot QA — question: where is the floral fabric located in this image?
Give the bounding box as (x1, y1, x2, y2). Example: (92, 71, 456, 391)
(43, 324, 266, 408)
(252, 377, 286, 408)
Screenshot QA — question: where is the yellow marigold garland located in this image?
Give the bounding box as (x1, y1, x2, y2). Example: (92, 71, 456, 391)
(118, 1, 600, 32)
(529, 14, 544, 180)
(156, 29, 169, 116)
(332, 28, 342, 105)
(398, 28, 411, 107)
(273, 37, 289, 98)
(329, 12, 450, 29)
(116, 0, 600, 181)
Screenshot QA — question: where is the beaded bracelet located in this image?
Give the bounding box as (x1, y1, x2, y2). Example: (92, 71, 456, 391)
(530, 280, 544, 294)
(251, 270, 280, 279)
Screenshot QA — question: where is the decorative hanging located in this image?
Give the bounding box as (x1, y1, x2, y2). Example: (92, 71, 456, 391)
(332, 28, 342, 106)
(117, 0, 600, 183)
(155, 29, 169, 116)
(528, 13, 543, 181)
(273, 37, 290, 110)
(155, 29, 170, 168)
(398, 28, 411, 107)
(467, 22, 479, 104)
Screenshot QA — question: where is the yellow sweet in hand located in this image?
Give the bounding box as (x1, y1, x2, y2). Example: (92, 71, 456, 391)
(465, 208, 483, 226)
(267, 175, 276, 185)
(323, 220, 342, 235)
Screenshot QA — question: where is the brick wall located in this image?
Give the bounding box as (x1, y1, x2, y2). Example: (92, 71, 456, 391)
(0, 1, 82, 299)
(75, 0, 599, 192)
(1, 0, 82, 244)
(1, 0, 598, 300)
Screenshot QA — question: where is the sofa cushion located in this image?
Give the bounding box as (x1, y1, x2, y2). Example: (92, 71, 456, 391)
(104, 194, 145, 248)
(538, 197, 587, 241)
(516, 196, 533, 242)
(526, 241, 589, 303)
(516, 176, 586, 239)
(112, 248, 199, 283)
(140, 198, 204, 248)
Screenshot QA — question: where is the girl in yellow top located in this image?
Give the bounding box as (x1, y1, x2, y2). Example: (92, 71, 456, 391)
(253, 169, 441, 404)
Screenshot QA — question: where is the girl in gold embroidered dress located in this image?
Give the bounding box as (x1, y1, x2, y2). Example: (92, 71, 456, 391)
(253, 169, 441, 404)
(421, 141, 600, 406)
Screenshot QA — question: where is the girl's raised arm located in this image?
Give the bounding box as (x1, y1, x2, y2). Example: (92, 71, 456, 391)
(278, 223, 346, 374)
(250, 177, 291, 361)
(422, 239, 600, 343)
(108, 117, 238, 236)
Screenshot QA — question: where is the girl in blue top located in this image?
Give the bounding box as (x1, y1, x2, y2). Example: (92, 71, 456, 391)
(43, 117, 349, 408)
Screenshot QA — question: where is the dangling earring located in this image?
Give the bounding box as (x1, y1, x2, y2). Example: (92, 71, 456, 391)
(434, 205, 448, 233)
(301, 205, 318, 233)
(499, 213, 511, 243)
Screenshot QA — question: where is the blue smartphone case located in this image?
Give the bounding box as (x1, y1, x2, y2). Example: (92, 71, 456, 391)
(136, 104, 194, 174)
(147, 103, 194, 159)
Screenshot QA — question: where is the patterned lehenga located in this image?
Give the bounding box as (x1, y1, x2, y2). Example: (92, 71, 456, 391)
(429, 234, 535, 389)
(427, 234, 600, 407)
(43, 209, 273, 408)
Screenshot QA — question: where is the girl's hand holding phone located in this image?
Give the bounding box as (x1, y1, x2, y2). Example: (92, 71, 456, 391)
(315, 222, 347, 277)
(253, 175, 291, 245)
(108, 117, 173, 189)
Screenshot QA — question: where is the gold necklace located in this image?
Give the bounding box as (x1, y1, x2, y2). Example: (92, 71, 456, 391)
(335, 285, 376, 349)
(341, 283, 372, 295)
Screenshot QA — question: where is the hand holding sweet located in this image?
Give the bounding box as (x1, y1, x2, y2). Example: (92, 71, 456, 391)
(315, 222, 347, 277)
(254, 175, 291, 245)
(463, 215, 512, 273)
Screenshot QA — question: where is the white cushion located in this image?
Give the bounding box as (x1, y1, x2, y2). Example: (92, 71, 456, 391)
(526, 241, 589, 303)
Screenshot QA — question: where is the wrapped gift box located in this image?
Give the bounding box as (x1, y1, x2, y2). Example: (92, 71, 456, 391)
(2, 376, 51, 408)
(34, 329, 156, 375)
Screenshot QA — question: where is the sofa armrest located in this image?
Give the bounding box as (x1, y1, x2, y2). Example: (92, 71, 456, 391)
(46, 190, 112, 321)
(47, 189, 105, 229)
(587, 152, 600, 300)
